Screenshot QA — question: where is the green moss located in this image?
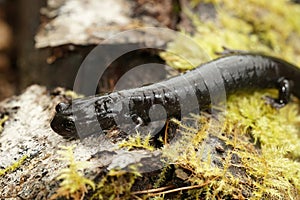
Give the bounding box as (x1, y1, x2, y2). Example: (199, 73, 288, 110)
(51, 146, 142, 200)
(91, 165, 141, 200)
(161, 0, 300, 70)
(51, 145, 95, 200)
(225, 91, 300, 199)
(0, 154, 28, 176)
(157, 90, 300, 199)
(0, 115, 8, 133)
(153, 164, 172, 189)
(227, 91, 300, 158)
(65, 90, 84, 99)
(118, 131, 155, 151)
(157, 1, 300, 198)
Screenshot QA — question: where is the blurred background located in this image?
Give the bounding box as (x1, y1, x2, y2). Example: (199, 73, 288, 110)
(0, 0, 299, 100)
(0, 0, 181, 100)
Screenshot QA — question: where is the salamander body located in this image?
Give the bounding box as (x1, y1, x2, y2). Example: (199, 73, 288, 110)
(50, 54, 300, 138)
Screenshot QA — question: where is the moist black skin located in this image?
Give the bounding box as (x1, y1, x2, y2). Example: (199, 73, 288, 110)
(50, 54, 300, 139)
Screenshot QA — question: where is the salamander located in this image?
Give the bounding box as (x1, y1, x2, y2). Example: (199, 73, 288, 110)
(50, 54, 300, 139)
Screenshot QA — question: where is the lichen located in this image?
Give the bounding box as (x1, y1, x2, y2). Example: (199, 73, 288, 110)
(51, 145, 95, 200)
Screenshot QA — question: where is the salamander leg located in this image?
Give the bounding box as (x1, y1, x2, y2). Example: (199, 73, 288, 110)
(131, 114, 144, 129)
(264, 78, 291, 109)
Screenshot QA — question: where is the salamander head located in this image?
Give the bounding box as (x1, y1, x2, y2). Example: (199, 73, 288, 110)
(50, 102, 78, 138)
(50, 100, 113, 139)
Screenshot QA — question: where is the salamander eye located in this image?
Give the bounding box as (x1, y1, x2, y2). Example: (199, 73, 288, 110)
(64, 120, 75, 131)
(55, 102, 69, 113)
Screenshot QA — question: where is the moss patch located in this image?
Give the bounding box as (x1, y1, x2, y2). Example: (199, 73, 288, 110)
(118, 131, 155, 151)
(161, 0, 300, 69)
(160, 91, 300, 199)
(91, 165, 141, 200)
(158, 1, 300, 198)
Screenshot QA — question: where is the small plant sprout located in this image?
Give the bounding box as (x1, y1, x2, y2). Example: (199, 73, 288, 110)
(118, 131, 155, 151)
(0, 154, 28, 176)
(51, 145, 95, 200)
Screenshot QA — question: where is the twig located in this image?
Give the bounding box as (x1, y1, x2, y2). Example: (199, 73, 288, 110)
(132, 194, 144, 200)
(145, 177, 218, 197)
(164, 120, 169, 145)
(131, 185, 175, 195)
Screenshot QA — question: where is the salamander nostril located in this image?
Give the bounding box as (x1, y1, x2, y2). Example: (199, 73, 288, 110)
(55, 102, 69, 113)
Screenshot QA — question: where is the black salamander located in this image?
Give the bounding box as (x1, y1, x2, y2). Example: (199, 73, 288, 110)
(50, 54, 300, 138)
